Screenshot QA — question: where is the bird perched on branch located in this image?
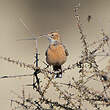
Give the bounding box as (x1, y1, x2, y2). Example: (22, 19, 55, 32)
(45, 32, 69, 78)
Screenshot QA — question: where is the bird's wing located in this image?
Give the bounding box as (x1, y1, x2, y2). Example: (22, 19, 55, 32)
(45, 48, 48, 56)
(45, 45, 51, 56)
(62, 44, 69, 56)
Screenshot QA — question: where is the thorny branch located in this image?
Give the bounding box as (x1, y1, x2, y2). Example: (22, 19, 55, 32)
(1, 2, 110, 110)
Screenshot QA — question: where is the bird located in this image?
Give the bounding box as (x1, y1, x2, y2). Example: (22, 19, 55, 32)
(45, 32, 69, 78)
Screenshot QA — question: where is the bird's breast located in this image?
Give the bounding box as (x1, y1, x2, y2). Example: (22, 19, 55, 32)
(46, 44, 67, 65)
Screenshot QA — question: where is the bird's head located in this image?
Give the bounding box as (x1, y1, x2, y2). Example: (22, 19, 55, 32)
(47, 32, 61, 45)
(48, 32, 61, 41)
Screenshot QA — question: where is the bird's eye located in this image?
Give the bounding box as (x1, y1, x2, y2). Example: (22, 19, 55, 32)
(51, 34, 54, 37)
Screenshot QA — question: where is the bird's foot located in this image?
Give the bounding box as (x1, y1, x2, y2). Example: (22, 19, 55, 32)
(54, 71, 62, 78)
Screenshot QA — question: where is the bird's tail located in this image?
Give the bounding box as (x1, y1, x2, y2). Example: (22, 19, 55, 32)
(53, 65, 62, 78)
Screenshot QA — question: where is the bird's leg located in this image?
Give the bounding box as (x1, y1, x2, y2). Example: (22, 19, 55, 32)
(54, 69, 62, 78)
(56, 69, 62, 78)
(53, 65, 62, 78)
(58, 69, 62, 78)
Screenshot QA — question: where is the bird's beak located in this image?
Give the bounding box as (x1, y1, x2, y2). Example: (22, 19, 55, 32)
(39, 34, 48, 38)
(40, 34, 52, 40)
(47, 33, 52, 37)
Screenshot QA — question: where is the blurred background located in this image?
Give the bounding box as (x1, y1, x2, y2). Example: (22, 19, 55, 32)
(0, 0, 110, 109)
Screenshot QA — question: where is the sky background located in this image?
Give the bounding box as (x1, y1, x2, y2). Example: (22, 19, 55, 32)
(0, 0, 110, 109)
